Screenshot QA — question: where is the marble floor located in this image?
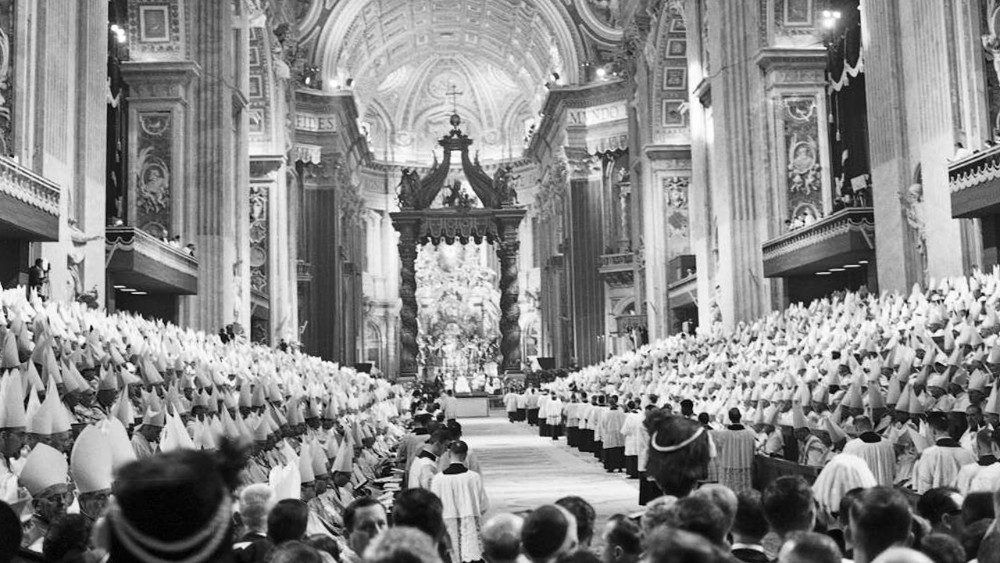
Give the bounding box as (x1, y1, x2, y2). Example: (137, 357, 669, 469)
(462, 415, 641, 522)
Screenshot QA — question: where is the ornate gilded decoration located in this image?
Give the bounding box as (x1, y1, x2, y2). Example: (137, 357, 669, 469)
(781, 95, 824, 222)
(134, 112, 173, 238)
(391, 119, 527, 377)
(0, 0, 14, 157)
(249, 184, 269, 296)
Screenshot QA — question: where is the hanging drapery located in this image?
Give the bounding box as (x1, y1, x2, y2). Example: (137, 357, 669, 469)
(826, 0, 870, 203)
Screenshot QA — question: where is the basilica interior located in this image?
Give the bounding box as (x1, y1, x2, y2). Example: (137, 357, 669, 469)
(1, 0, 998, 379)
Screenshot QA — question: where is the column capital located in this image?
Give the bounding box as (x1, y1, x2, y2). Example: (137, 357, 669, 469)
(121, 60, 201, 102)
(756, 48, 827, 91)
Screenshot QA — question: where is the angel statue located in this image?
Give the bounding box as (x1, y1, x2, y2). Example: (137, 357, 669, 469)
(397, 167, 420, 209)
(493, 165, 519, 207)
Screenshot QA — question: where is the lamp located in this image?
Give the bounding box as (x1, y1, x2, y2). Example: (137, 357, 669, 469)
(821, 9, 842, 29)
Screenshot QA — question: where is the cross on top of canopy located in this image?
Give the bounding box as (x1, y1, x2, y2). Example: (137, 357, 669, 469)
(309, 0, 586, 165)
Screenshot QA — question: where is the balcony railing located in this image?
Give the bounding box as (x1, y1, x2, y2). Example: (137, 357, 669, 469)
(106, 226, 198, 294)
(949, 144, 1000, 218)
(615, 314, 647, 334)
(0, 156, 61, 241)
(599, 251, 634, 288)
(762, 207, 875, 278)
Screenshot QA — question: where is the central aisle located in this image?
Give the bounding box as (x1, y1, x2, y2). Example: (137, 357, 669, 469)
(461, 415, 641, 520)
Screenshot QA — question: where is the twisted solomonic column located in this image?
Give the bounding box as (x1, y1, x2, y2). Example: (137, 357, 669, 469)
(397, 227, 420, 377)
(496, 237, 522, 373)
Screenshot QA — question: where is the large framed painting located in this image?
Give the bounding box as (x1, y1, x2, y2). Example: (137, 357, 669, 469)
(139, 5, 170, 42)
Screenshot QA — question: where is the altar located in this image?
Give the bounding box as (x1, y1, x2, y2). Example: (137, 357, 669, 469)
(454, 395, 491, 418)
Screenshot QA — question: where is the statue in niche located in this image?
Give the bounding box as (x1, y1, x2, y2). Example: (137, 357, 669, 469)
(616, 166, 630, 184)
(900, 164, 928, 282)
(493, 165, 519, 207)
(397, 167, 420, 209)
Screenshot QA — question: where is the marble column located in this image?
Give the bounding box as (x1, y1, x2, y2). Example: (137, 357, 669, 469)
(180, 0, 239, 332)
(566, 150, 606, 365)
(863, 0, 965, 291)
(704, 0, 769, 328)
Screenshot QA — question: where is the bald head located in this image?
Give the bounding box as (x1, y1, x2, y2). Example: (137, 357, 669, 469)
(482, 513, 524, 563)
(870, 547, 933, 563)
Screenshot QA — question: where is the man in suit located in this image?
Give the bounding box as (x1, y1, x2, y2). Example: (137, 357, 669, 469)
(731, 490, 770, 563)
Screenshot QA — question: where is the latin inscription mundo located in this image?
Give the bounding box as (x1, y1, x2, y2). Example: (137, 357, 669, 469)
(567, 101, 628, 127)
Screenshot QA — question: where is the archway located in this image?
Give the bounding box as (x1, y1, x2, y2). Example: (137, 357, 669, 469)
(391, 114, 526, 379)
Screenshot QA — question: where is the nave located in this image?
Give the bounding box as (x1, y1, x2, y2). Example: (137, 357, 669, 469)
(462, 415, 639, 520)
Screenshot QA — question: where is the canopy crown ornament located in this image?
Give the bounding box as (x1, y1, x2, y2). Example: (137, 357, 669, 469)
(396, 114, 521, 211)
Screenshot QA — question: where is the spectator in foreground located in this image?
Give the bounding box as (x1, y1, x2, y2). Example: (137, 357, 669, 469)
(870, 547, 933, 563)
(555, 496, 596, 549)
(481, 513, 524, 563)
(916, 488, 964, 541)
(761, 476, 816, 549)
(641, 495, 679, 536)
(848, 487, 914, 563)
(691, 484, 738, 541)
(233, 484, 273, 550)
(599, 514, 641, 563)
(269, 540, 324, 563)
(342, 498, 388, 563)
(644, 526, 722, 563)
(42, 514, 93, 563)
(103, 440, 245, 562)
(917, 533, 965, 563)
(522, 505, 579, 563)
(668, 495, 729, 549)
(236, 498, 309, 563)
(731, 491, 770, 563)
(365, 527, 443, 563)
(776, 532, 841, 563)
(643, 411, 711, 498)
(393, 488, 452, 563)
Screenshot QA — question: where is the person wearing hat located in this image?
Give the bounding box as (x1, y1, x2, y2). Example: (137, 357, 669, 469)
(18, 443, 72, 552)
(131, 408, 165, 460)
(70, 425, 113, 521)
(0, 372, 27, 468)
(912, 411, 975, 494)
(793, 406, 829, 467)
(101, 440, 246, 562)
